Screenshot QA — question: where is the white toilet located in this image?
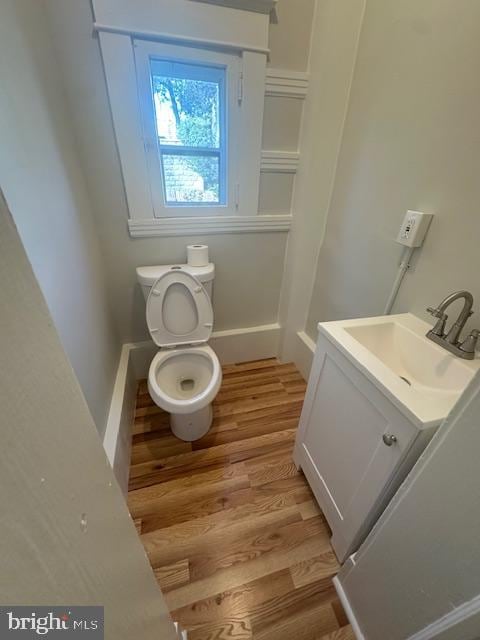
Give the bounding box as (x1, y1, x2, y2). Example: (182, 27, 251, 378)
(136, 263, 222, 441)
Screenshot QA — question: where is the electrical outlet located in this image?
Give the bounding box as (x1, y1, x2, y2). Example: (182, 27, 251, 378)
(396, 210, 434, 247)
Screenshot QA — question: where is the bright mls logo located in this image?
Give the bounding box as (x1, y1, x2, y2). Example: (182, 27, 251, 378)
(0, 607, 103, 638)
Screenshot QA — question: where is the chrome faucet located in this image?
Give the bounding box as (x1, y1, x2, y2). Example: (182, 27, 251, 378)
(426, 290, 479, 359)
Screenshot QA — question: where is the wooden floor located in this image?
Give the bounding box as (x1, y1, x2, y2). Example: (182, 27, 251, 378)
(128, 359, 353, 640)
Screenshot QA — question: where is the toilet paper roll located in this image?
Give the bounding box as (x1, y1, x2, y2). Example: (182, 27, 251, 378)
(187, 245, 209, 267)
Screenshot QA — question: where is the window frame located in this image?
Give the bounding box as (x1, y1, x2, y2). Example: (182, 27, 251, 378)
(134, 40, 241, 218)
(149, 59, 227, 207)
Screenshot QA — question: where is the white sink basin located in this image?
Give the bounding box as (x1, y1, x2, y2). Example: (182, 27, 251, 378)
(318, 313, 480, 428)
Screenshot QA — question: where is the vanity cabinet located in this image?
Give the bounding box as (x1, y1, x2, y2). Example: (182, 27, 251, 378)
(294, 332, 436, 562)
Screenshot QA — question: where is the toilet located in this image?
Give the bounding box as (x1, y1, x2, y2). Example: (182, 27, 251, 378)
(136, 263, 222, 441)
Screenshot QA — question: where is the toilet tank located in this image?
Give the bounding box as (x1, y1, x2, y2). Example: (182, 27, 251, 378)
(136, 263, 215, 301)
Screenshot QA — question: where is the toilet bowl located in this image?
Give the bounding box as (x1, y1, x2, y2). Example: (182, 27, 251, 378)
(137, 262, 222, 441)
(148, 344, 222, 441)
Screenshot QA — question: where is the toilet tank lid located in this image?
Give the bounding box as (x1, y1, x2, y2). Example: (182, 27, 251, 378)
(136, 263, 215, 287)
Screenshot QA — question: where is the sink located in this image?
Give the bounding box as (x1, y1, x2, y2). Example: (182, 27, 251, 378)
(344, 321, 473, 392)
(318, 313, 480, 428)
(296, 312, 480, 559)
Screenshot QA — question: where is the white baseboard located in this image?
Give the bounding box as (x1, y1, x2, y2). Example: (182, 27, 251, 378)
(129, 340, 156, 379)
(294, 331, 316, 380)
(333, 576, 365, 640)
(407, 592, 480, 640)
(211, 323, 281, 365)
(333, 575, 480, 640)
(103, 344, 137, 495)
(128, 323, 282, 378)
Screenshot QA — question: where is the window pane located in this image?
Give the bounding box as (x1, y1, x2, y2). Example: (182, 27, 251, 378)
(162, 154, 220, 205)
(151, 69, 221, 149)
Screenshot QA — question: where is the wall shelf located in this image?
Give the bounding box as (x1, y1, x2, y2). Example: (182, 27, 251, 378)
(265, 69, 309, 99)
(261, 151, 300, 173)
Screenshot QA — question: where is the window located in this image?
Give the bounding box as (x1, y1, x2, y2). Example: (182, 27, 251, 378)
(98, 26, 270, 232)
(135, 42, 240, 217)
(150, 60, 226, 206)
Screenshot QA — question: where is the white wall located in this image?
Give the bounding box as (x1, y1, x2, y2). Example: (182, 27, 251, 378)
(0, 0, 120, 437)
(338, 371, 480, 639)
(279, 0, 366, 367)
(306, 0, 480, 340)
(44, 0, 315, 344)
(0, 190, 177, 640)
(268, 0, 315, 70)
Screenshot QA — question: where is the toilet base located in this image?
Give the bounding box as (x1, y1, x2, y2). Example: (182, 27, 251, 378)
(170, 404, 213, 441)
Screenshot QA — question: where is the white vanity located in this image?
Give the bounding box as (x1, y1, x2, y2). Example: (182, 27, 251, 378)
(294, 313, 479, 562)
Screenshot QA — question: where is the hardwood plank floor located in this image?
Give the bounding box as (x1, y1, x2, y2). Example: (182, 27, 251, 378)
(128, 358, 352, 640)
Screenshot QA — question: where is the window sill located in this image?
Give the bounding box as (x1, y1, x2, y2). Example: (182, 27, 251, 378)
(127, 214, 292, 237)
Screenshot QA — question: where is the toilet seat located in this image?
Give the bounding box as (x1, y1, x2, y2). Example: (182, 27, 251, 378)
(145, 268, 221, 440)
(148, 344, 222, 415)
(146, 269, 213, 348)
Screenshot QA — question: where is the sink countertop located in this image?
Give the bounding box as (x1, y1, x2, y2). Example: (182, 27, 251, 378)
(317, 313, 480, 429)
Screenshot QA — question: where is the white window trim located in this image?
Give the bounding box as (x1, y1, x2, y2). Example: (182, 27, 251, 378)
(189, 0, 278, 16)
(127, 214, 292, 237)
(260, 151, 300, 174)
(134, 41, 239, 217)
(98, 29, 268, 234)
(92, 0, 271, 56)
(93, 22, 271, 56)
(265, 69, 309, 99)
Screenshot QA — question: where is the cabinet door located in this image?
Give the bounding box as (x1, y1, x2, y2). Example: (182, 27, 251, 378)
(295, 344, 416, 559)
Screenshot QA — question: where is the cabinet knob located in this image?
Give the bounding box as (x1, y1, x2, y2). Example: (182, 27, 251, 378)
(382, 434, 398, 447)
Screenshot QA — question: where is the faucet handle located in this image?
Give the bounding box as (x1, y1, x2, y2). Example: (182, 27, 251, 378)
(427, 306, 447, 337)
(459, 329, 480, 356)
(427, 306, 446, 319)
